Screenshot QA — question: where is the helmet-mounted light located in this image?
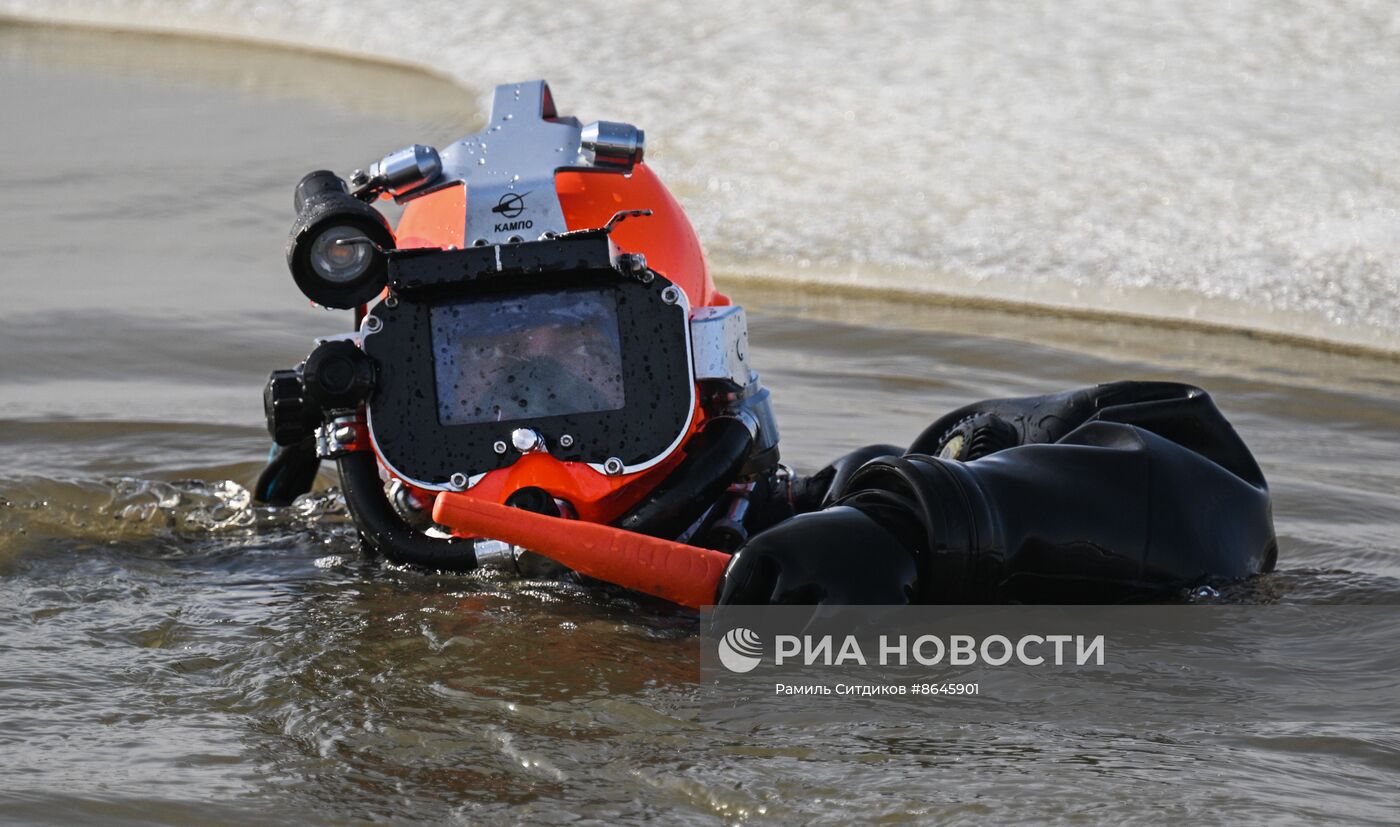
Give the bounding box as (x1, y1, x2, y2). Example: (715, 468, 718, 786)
(286, 171, 395, 309)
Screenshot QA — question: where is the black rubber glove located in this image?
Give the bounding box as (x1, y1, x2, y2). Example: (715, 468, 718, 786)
(715, 506, 921, 604)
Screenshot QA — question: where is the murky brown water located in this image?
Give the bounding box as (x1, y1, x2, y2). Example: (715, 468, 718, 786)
(2, 23, 1399, 825)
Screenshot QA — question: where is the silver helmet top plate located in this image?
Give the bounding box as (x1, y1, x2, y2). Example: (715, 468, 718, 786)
(433, 81, 642, 247)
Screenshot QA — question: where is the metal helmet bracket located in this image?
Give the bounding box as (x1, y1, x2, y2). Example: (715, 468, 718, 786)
(382, 80, 645, 247)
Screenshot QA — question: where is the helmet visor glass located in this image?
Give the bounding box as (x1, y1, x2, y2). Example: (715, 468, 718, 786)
(430, 288, 626, 426)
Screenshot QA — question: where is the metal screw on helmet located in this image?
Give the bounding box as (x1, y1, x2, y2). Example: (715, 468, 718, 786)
(493, 440, 508, 455)
(603, 457, 625, 475)
(332, 424, 356, 445)
(558, 433, 575, 448)
(364, 316, 382, 333)
(449, 472, 469, 490)
(383, 295, 399, 308)
(511, 428, 544, 453)
(660, 286, 681, 305)
(619, 253, 655, 284)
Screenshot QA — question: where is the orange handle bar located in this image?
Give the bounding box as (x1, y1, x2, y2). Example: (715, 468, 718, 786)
(432, 492, 730, 609)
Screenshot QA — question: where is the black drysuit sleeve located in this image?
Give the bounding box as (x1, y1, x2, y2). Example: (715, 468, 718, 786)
(717, 382, 1277, 605)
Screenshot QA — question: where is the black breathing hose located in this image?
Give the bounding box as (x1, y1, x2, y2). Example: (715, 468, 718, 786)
(337, 450, 478, 571)
(253, 437, 322, 506)
(613, 415, 755, 540)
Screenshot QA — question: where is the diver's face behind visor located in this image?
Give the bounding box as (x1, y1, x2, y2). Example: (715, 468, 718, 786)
(431, 289, 627, 426)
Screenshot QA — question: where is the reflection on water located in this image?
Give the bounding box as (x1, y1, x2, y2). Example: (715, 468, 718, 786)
(7, 1, 1400, 350)
(1, 21, 1398, 826)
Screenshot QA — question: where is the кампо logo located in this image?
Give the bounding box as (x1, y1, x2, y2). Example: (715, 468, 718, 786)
(717, 627, 764, 673)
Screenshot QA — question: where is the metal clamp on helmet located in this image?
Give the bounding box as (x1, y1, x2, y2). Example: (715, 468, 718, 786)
(580, 121, 644, 169)
(286, 171, 396, 308)
(349, 144, 443, 203)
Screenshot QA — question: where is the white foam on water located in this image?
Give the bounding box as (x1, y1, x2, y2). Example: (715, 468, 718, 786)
(5, 0, 1400, 351)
